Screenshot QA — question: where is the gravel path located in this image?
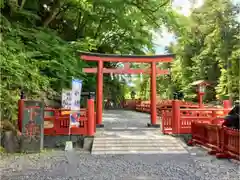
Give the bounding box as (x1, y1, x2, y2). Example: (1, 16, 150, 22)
(1, 110, 239, 180)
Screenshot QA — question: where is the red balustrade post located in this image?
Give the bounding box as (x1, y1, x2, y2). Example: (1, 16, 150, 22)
(87, 99, 95, 136)
(161, 110, 166, 133)
(223, 100, 231, 108)
(172, 100, 180, 134)
(212, 110, 217, 118)
(223, 100, 232, 108)
(55, 109, 60, 117)
(198, 93, 204, 108)
(223, 100, 232, 115)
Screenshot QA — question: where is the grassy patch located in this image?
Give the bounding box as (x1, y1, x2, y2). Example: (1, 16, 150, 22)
(0, 146, 5, 153)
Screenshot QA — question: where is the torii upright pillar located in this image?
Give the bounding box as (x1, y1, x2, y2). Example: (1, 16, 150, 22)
(80, 52, 174, 128)
(96, 60, 104, 127)
(149, 61, 158, 127)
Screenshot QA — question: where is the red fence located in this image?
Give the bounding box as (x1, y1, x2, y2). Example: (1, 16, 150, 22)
(136, 100, 199, 110)
(135, 100, 200, 115)
(134, 100, 231, 134)
(44, 108, 90, 136)
(124, 99, 139, 110)
(44, 100, 95, 136)
(18, 99, 95, 136)
(161, 107, 230, 134)
(188, 122, 240, 160)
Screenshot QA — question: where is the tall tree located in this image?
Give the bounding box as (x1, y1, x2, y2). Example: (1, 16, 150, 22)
(170, 0, 240, 101)
(0, 0, 175, 121)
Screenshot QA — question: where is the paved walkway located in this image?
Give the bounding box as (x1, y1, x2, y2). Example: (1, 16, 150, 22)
(1, 110, 239, 180)
(92, 110, 188, 154)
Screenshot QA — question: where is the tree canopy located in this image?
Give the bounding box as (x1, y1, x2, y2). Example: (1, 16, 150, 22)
(171, 0, 240, 102)
(135, 0, 239, 102)
(0, 0, 176, 121)
(0, 0, 239, 122)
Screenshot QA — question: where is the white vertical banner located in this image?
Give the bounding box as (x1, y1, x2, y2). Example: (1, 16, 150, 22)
(69, 79, 82, 129)
(70, 79, 82, 111)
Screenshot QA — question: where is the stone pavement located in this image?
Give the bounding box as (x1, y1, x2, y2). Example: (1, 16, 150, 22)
(92, 110, 187, 154)
(1, 110, 239, 180)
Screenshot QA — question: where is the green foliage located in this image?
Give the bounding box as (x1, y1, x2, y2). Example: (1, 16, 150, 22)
(1, 0, 238, 122)
(1, 0, 174, 122)
(0, 19, 89, 121)
(170, 0, 240, 101)
(0, 146, 5, 153)
(134, 0, 239, 102)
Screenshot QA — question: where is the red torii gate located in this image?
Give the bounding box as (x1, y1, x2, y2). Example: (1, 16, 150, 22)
(80, 52, 174, 128)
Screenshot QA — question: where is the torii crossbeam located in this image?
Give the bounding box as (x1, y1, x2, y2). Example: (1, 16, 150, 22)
(80, 51, 174, 128)
(83, 67, 169, 74)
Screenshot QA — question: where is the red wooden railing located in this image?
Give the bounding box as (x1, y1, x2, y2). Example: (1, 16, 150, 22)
(134, 99, 231, 134)
(135, 100, 199, 111)
(161, 107, 230, 134)
(161, 108, 172, 134)
(44, 108, 90, 136)
(188, 122, 240, 160)
(124, 99, 139, 110)
(18, 99, 95, 136)
(218, 127, 240, 160)
(135, 100, 201, 116)
(44, 100, 95, 136)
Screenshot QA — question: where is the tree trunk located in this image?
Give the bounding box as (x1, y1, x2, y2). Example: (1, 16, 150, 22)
(43, 0, 60, 27)
(19, 0, 26, 10)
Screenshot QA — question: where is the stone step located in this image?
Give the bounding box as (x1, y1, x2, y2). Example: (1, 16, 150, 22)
(91, 150, 188, 155)
(93, 137, 178, 140)
(92, 145, 186, 150)
(94, 139, 178, 141)
(91, 137, 188, 155)
(93, 147, 187, 151)
(93, 143, 183, 147)
(108, 127, 159, 130)
(93, 139, 183, 144)
(93, 141, 182, 146)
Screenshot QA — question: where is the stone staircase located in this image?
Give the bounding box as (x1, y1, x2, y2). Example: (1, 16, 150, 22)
(91, 132, 188, 155)
(92, 111, 188, 155)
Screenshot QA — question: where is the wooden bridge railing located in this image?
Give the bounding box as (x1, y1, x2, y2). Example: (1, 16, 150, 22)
(161, 107, 231, 134)
(44, 108, 90, 136)
(134, 100, 231, 134)
(18, 99, 96, 136)
(44, 100, 95, 136)
(188, 122, 240, 160)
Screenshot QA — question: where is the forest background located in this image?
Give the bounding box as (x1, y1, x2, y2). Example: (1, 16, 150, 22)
(0, 0, 239, 123)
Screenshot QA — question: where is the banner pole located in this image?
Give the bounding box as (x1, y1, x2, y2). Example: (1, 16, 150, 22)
(69, 77, 74, 142)
(68, 114, 71, 141)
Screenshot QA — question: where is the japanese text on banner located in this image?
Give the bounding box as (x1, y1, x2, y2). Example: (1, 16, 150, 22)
(69, 79, 82, 128)
(71, 79, 82, 111)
